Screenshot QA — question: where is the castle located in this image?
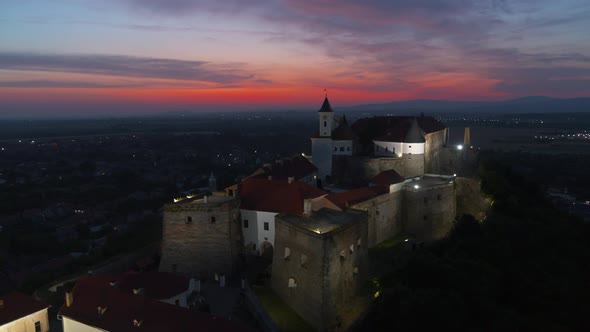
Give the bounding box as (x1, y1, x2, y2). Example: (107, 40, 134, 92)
(159, 97, 461, 331)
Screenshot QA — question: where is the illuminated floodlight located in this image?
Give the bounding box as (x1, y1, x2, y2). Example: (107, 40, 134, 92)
(414, 185, 420, 189)
(457, 145, 463, 150)
(453, 173, 457, 177)
(404, 239, 409, 242)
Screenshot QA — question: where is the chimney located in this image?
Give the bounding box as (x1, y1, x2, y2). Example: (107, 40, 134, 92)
(303, 199, 312, 216)
(65, 291, 74, 307)
(288, 177, 294, 184)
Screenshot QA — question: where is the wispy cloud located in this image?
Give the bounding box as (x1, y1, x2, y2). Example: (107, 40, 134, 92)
(0, 52, 255, 84)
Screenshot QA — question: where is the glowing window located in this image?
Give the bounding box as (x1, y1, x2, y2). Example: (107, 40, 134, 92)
(284, 247, 291, 259)
(349, 244, 354, 254)
(288, 278, 297, 288)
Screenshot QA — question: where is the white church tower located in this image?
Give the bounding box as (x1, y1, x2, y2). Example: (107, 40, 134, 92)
(311, 95, 335, 183)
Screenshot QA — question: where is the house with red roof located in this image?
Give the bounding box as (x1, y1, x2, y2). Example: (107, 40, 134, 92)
(238, 178, 326, 256)
(58, 275, 251, 332)
(0, 292, 49, 332)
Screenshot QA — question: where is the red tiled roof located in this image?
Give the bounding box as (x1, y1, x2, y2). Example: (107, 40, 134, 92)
(239, 178, 326, 215)
(351, 116, 446, 143)
(326, 186, 389, 209)
(59, 278, 250, 332)
(0, 292, 48, 326)
(79, 272, 189, 300)
(370, 170, 405, 186)
(249, 155, 317, 181)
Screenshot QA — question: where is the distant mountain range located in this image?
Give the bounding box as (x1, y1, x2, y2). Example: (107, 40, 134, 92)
(342, 96, 590, 114)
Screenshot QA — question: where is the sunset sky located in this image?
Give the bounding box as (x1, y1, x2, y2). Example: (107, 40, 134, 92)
(1, 0, 589, 116)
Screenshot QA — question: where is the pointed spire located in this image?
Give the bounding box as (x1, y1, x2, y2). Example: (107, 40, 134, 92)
(403, 118, 425, 143)
(318, 96, 334, 113)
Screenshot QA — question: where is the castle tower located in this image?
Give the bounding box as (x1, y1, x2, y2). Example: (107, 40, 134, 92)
(159, 195, 241, 279)
(318, 96, 334, 137)
(463, 127, 471, 146)
(271, 208, 369, 331)
(311, 95, 335, 182)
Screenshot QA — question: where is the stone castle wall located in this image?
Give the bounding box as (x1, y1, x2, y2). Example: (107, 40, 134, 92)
(352, 191, 403, 247)
(159, 199, 241, 279)
(424, 129, 447, 174)
(402, 183, 456, 241)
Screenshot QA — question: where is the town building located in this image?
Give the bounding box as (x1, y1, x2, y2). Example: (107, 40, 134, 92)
(0, 292, 49, 332)
(58, 274, 249, 332)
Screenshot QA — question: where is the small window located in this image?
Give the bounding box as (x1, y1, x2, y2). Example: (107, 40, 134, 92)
(349, 244, 354, 254)
(284, 247, 291, 259)
(210, 216, 216, 223)
(334, 147, 337, 152)
(300, 254, 307, 266)
(324, 121, 327, 127)
(353, 267, 359, 275)
(288, 278, 297, 288)
(357, 238, 362, 248)
(264, 222, 269, 231)
(437, 194, 442, 201)
(340, 147, 344, 152)
(340, 250, 346, 258)
(409, 145, 412, 148)
(186, 216, 192, 223)
(243, 219, 249, 228)
(347, 147, 351, 151)
(35, 321, 41, 332)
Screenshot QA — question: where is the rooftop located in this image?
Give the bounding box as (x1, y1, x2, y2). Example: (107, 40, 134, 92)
(404, 175, 455, 191)
(59, 278, 251, 332)
(278, 208, 366, 235)
(248, 155, 317, 181)
(370, 169, 405, 186)
(239, 178, 326, 215)
(174, 194, 235, 206)
(351, 115, 446, 143)
(0, 292, 48, 327)
(326, 186, 389, 209)
(75, 272, 190, 300)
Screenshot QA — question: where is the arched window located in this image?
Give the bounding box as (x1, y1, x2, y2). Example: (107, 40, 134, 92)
(288, 278, 297, 288)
